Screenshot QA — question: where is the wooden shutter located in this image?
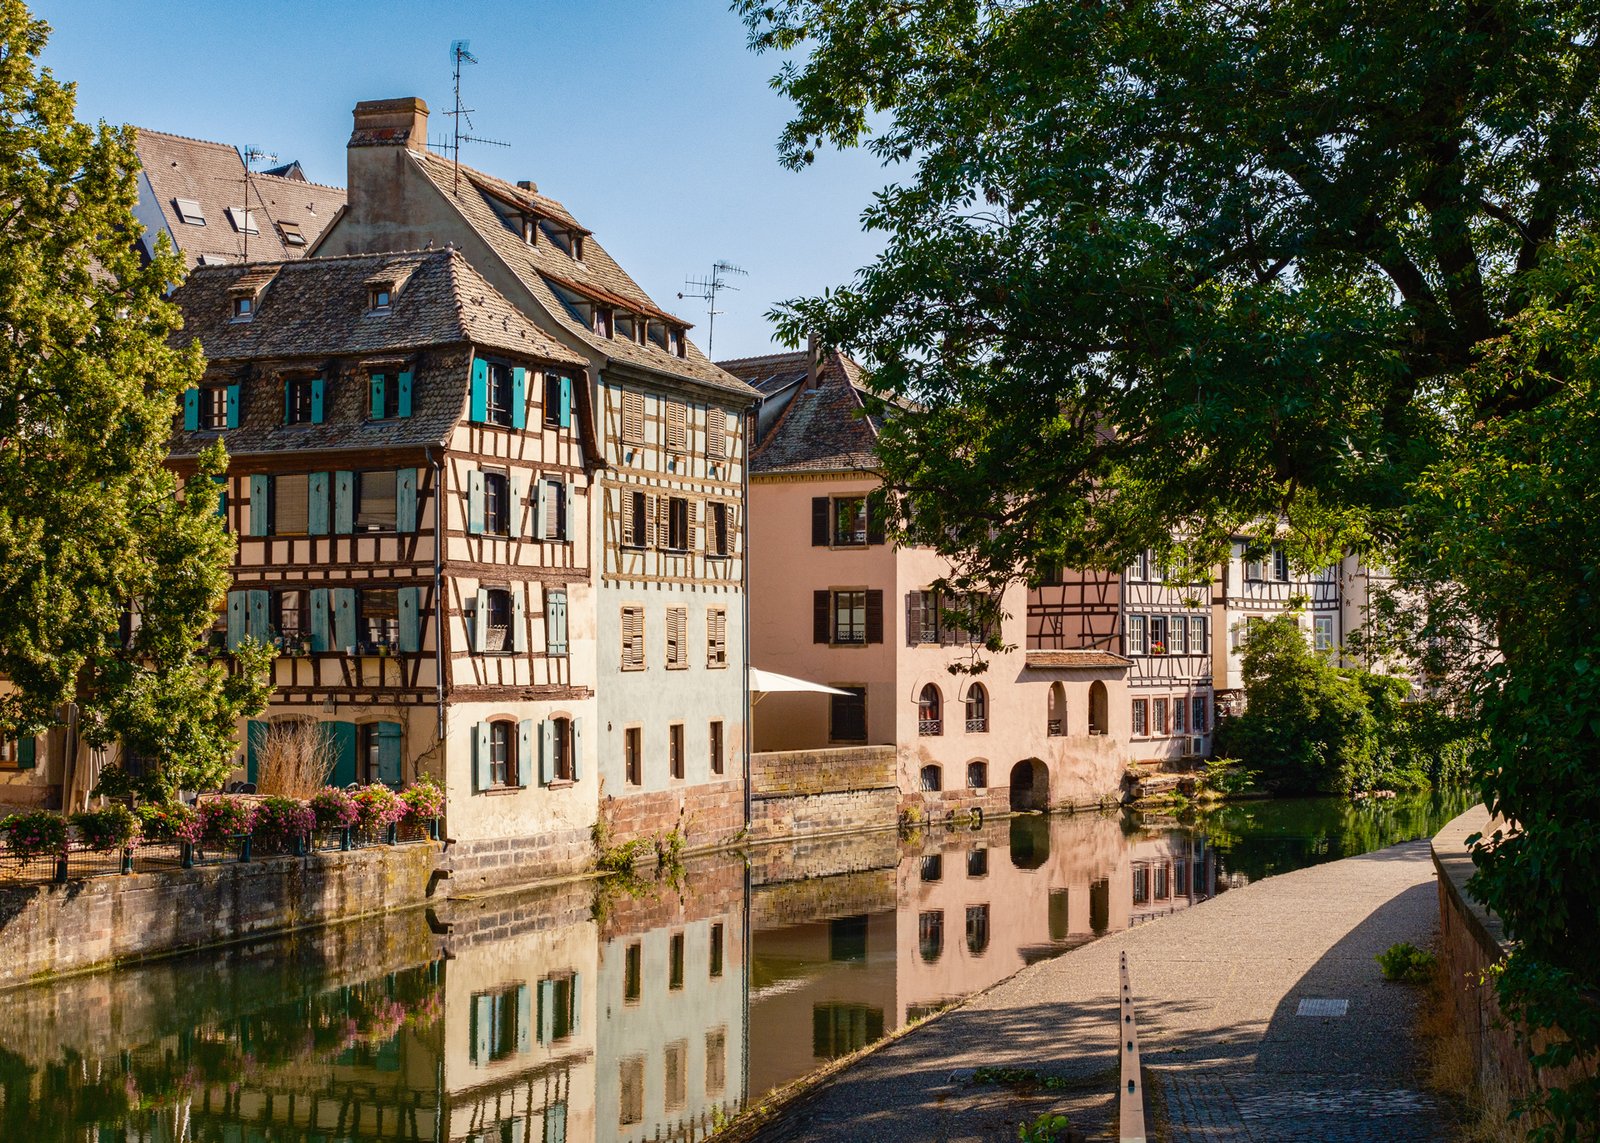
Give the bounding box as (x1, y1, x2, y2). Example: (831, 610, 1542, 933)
(508, 472, 527, 539)
(369, 374, 386, 419)
(512, 589, 528, 653)
(467, 470, 485, 535)
(546, 590, 568, 655)
(539, 720, 555, 785)
(398, 587, 422, 653)
(622, 390, 644, 442)
(472, 588, 488, 653)
(687, 498, 699, 552)
(225, 592, 247, 650)
(327, 721, 358, 787)
(666, 401, 687, 452)
(333, 471, 355, 534)
(182, 388, 200, 431)
(534, 479, 550, 540)
(397, 370, 413, 418)
(470, 358, 489, 423)
(307, 472, 330, 535)
(559, 376, 573, 427)
(396, 468, 418, 533)
(706, 408, 727, 459)
(814, 590, 830, 644)
(247, 590, 270, 640)
(309, 589, 330, 652)
(865, 590, 884, 644)
(333, 588, 357, 651)
(906, 591, 924, 646)
(511, 366, 528, 429)
(246, 720, 267, 784)
(563, 480, 576, 540)
(519, 719, 536, 787)
(571, 718, 583, 781)
(622, 490, 637, 547)
(645, 494, 659, 548)
(16, 735, 35, 770)
(472, 722, 491, 791)
(812, 498, 829, 546)
(867, 490, 887, 545)
(310, 378, 325, 424)
(248, 474, 270, 536)
(225, 384, 241, 428)
(376, 723, 403, 787)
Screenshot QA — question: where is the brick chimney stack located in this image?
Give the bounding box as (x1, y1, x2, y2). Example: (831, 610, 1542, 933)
(806, 331, 821, 390)
(350, 97, 430, 152)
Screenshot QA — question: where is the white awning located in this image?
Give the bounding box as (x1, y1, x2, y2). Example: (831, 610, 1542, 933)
(749, 668, 852, 697)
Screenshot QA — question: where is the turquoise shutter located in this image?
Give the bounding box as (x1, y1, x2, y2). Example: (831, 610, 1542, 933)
(558, 376, 572, 428)
(396, 468, 418, 533)
(245, 719, 267, 784)
(213, 475, 228, 523)
(310, 377, 325, 424)
(225, 384, 240, 428)
(309, 589, 330, 652)
(469, 359, 488, 423)
(472, 722, 490, 791)
(397, 371, 413, 418)
(182, 388, 200, 431)
(471, 992, 493, 1063)
(248, 475, 270, 536)
(398, 586, 422, 653)
(369, 374, 385, 419)
(308, 472, 330, 535)
(536, 980, 554, 1044)
(548, 1103, 567, 1143)
(511, 366, 527, 429)
(327, 721, 358, 786)
(571, 717, 583, 782)
(333, 471, 355, 534)
(226, 591, 247, 649)
(248, 589, 271, 640)
(538, 719, 554, 785)
(376, 722, 403, 787)
(472, 588, 488, 653)
(467, 470, 485, 535)
(333, 588, 357, 652)
(16, 735, 35, 770)
(518, 984, 534, 1053)
(521, 719, 538, 787)
(512, 589, 527, 653)
(507, 472, 527, 539)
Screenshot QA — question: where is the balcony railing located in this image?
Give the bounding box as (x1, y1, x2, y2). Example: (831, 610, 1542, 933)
(965, 717, 987, 733)
(1047, 719, 1063, 737)
(918, 718, 943, 737)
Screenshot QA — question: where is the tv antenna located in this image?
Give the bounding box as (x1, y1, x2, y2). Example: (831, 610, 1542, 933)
(442, 39, 509, 194)
(239, 145, 276, 263)
(678, 261, 747, 357)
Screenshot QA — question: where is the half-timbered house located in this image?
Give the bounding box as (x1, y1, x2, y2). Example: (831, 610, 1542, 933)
(1211, 540, 1341, 714)
(311, 98, 753, 853)
(728, 346, 1132, 814)
(168, 248, 599, 889)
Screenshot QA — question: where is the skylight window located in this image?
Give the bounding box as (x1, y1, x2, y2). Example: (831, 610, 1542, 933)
(225, 206, 259, 235)
(173, 198, 206, 226)
(369, 286, 392, 311)
(197, 254, 230, 267)
(278, 220, 305, 247)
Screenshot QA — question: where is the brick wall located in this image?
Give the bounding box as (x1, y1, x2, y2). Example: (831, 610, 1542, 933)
(749, 787, 900, 841)
(752, 867, 896, 928)
(751, 746, 897, 797)
(597, 855, 746, 943)
(601, 779, 745, 855)
(436, 877, 594, 947)
(445, 824, 594, 895)
(0, 844, 437, 989)
(748, 827, 899, 887)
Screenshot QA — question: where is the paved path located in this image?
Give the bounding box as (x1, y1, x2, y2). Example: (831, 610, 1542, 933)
(751, 841, 1453, 1142)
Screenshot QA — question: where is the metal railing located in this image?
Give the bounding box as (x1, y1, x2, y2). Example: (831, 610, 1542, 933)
(1047, 718, 1063, 736)
(965, 717, 987, 733)
(918, 718, 943, 736)
(1119, 951, 1147, 1142)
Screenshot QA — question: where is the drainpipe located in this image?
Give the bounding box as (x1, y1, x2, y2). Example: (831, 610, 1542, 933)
(427, 446, 446, 758)
(741, 400, 756, 830)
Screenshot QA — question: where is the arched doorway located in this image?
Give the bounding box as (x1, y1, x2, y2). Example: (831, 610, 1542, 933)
(1047, 683, 1067, 736)
(1009, 815, 1051, 869)
(1089, 680, 1109, 735)
(1008, 758, 1049, 812)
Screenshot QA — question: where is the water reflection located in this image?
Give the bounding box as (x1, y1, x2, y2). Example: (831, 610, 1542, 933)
(0, 791, 1471, 1141)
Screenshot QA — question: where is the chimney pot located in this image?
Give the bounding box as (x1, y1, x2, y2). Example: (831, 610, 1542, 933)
(516, 180, 538, 194)
(351, 97, 431, 153)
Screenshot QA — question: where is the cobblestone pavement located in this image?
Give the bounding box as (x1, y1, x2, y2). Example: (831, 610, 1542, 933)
(747, 840, 1455, 1142)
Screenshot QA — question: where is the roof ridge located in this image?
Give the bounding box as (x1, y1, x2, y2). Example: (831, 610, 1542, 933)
(132, 126, 241, 151)
(255, 170, 347, 194)
(718, 350, 807, 367)
(185, 248, 452, 275)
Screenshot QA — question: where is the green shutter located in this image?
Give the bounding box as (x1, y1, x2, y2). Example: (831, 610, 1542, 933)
(518, 983, 535, 1053)
(397, 371, 413, 418)
(326, 721, 358, 786)
(225, 384, 241, 428)
(472, 589, 489, 653)
(558, 376, 572, 428)
(310, 377, 325, 424)
(245, 720, 267, 784)
(467, 470, 485, 535)
(376, 722, 403, 787)
(571, 717, 583, 782)
(472, 722, 490, 791)
(248, 590, 271, 640)
(369, 374, 386, 420)
(522, 719, 538, 787)
(333, 588, 357, 652)
(249, 474, 270, 536)
(182, 388, 200, 431)
(511, 366, 527, 429)
(512, 589, 527, 653)
(398, 586, 422, 653)
(309, 589, 330, 653)
(536, 980, 554, 1044)
(308, 472, 330, 535)
(333, 471, 355, 534)
(507, 472, 527, 539)
(16, 735, 35, 770)
(226, 591, 247, 650)
(213, 475, 228, 523)
(471, 992, 493, 1062)
(396, 468, 418, 533)
(469, 358, 488, 423)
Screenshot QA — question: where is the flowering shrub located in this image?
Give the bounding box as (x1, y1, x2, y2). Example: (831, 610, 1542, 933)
(72, 805, 139, 852)
(186, 796, 257, 845)
(401, 775, 444, 822)
(309, 787, 359, 830)
(253, 797, 315, 852)
(2, 811, 68, 859)
(135, 802, 196, 844)
(352, 784, 406, 832)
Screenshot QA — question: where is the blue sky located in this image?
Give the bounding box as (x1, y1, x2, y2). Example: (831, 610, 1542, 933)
(35, 0, 889, 361)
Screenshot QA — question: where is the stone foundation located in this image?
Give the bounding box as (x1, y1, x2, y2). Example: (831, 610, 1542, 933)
(601, 778, 745, 855)
(749, 746, 898, 841)
(443, 824, 594, 895)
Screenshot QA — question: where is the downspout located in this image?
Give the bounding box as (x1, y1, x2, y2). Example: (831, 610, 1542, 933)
(427, 446, 446, 757)
(741, 400, 757, 830)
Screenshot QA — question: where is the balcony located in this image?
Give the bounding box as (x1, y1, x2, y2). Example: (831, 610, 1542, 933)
(1047, 719, 1063, 737)
(965, 717, 987, 734)
(918, 718, 943, 737)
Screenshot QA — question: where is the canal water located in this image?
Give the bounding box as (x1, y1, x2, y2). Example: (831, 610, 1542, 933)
(0, 791, 1472, 1142)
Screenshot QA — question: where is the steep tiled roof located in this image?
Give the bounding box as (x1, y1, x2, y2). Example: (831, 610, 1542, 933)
(406, 149, 755, 399)
(133, 129, 346, 268)
(725, 348, 883, 474)
(168, 249, 584, 458)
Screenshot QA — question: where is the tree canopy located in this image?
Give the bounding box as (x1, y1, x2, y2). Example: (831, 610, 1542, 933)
(0, 0, 269, 801)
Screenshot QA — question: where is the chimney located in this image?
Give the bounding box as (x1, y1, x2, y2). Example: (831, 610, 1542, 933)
(350, 97, 430, 152)
(516, 180, 539, 194)
(806, 331, 821, 390)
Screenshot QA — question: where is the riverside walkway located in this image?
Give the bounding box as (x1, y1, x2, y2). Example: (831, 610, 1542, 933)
(746, 839, 1453, 1142)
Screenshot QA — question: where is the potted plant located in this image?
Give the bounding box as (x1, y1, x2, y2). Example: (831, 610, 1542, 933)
(252, 797, 315, 856)
(134, 802, 196, 845)
(186, 796, 258, 859)
(2, 810, 69, 860)
(73, 805, 139, 852)
(400, 775, 445, 839)
(352, 783, 406, 842)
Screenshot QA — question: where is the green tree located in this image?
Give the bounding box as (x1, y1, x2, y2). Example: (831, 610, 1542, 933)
(0, 1, 269, 802)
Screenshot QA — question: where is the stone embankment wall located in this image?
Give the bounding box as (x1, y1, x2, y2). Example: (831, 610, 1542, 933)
(1433, 807, 1598, 1127)
(748, 745, 899, 840)
(0, 844, 437, 988)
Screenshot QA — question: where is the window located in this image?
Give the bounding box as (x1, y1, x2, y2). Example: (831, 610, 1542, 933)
(669, 723, 685, 779)
(830, 686, 867, 743)
(273, 473, 310, 535)
(478, 470, 511, 535)
(593, 307, 613, 338)
(231, 295, 253, 320)
(0, 737, 31, 770)
(1190, 615, 1206, 654)
(710, 922, 725, 977)
(1132, 698, 1149, 736)
(1048, 682, 1067, 737)
(968, 760, 988, 789)
(706, 1029, 727, 1097)
(540, 973, 579, 1042)
(1153, 697, 1169, 736)
(1244, 553, 1264, 581)
(370, 286, 392, 311)
(1173, 697, 1187, 735)
(284, 378, 316, 425)
(830, 916, 868, 962)
(468, 985, 522, 1065)
(486, 362, 514, 426)
(665, 401, 688, 452)
(482, 588, 512, 653)
(665, 1040, 687, 1111)
(355, 471, 397, 532)
(619, 1056, 644, 1126)
(359, 589, 400, 652)
(921, 854, 942, 882)
(1274, 547, 1290, 581)
(968, 847, 989, 877)
(623, 489, 650, 547)
(909, 589, 939, 644)
(543, 373, 571, 428)
(669, 931, 685, 989)
(1128, 549, 1149, 580)
(965, 683, 988, 733)
(665, 607, 687, 668)
(709, 719, 725, 775)
(918, 911, 944, 962)
(621, 390, 644, 443)
(272, 589, 307, 645)
(545, 589, 568, 656)
(707, 608, 727, 668)
(966, 905, 991, 955)
(832, 590, 867, 644)
(624, 726, 642, 785)
(1192, 695, 1209, 734)
(920, 763, 943, 792)
(918, 684, 943, 736)
(201, 385, 231, 430)
(1314, 615, 1334, 651)
(278, 219, 305, 247)
(665, 496, 689, 551)
(706, 408, 727, 459)
(623, 942, 642, 1002)
(173, 197, 205, 225)
(369, 372, 404, 419)
(1133, 865, 1149, 905)
(1149, 615, 1168, 655)
(488, 720, 516, 787)
(539, 479, 568, 541)
(1168, 615, 1187, 654)
(813, 1004, 885, 1058)
(707, 502, 730, 556)
(1127, 614, 1147, 655)
(546, 717, 574, 782)
(833, 496, 868, 546)
(669, 328, 684, 357)
(225, 206, 258, 234)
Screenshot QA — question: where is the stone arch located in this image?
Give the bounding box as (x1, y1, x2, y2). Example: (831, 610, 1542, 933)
(1047, 682, 1067, 736)
(1008, 757, 1050, 813)
(1089, 680, 1110, 735)
(1009, 814, 1051, 869)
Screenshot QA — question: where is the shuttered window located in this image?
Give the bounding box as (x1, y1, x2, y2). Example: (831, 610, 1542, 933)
(665, 401, 688, 452)
(274, 474, 310, 535)
(705, 408, 727, 459)
(707, 608, 727, 668)
(355, 471, 397, 532)
(545, 589, 569, 657)
(707, 502, 729, 557)
(620, 606, 645, 670)
(623, 490, 653, 548)
(665, 607, 688, 669)
(622, 391, 644, 443)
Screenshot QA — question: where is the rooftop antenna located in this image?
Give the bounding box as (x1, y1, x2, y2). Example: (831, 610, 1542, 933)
(442, 39, 509, 195)
(678, 261, 746, 357)
(239, 145, 276, 262)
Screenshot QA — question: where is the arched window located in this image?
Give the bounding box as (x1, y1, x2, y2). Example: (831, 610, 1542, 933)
(964, 683, 988, 733)
(966, 904, 991, 955)
(1089, 680, 1109, 735)
(918, 684, 943, 736)
(967, 760, 988, 789)
(488, 720, 517, 787)
(918, 910, 944, 962)
(1047, 682, 1067, 736)
(920, 764, 942, 792)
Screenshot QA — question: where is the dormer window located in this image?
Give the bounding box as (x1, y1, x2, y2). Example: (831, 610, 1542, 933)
(594, 308, 613, 339)
(370, 286, 392, 312)
(225, 206, 259, 235)
(669, 328, 685, 358)
(231, 295, 253, 321)
(278, 220, 305, 247)
(521, 215, 537, 245)
(572, 233, 585, 262)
